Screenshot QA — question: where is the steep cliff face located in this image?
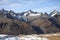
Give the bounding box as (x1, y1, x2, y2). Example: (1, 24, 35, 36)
(0, 15, 36, 35)
(31, 17, 60, 34)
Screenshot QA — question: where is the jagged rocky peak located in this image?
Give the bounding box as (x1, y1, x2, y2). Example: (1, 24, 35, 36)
(23, 10, 33, 16)
(8, 10, 15, 13)
(27, 9, 34, 13)
(8, 10, 16, 17)
(50, 10, 58, 17)
(44, 12, 48, 15)
(0, 9, 7, 17)
(50, 10, 60, 17)
(0, 9, 16, 19)
(24, 10, 43, 16)
(0, 9, 15, 14)
(26, 9, 40, 14)
(0, 9, 8, 14)
(0, 9, 6, 12)
(41, 12, 49, 18)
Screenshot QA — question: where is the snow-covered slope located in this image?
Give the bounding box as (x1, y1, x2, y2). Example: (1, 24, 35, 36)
(28, 13, 41, 16)
(1, 9, 60, 22)
(51, 12, 57, 17)
(22, 10, 43, 22)
(0, 34, 19, 40)
(23, 10, 41, 16)
(50, 10, 60, 17)
(0, 9, 49, 22)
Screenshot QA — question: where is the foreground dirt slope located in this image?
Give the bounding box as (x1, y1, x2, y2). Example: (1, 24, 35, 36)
(0, 16, 36, 35)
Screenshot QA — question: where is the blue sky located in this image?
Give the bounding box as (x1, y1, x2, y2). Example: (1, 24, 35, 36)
(0, 0, 60, 13)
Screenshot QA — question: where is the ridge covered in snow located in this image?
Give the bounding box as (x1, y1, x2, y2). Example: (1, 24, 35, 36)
(51, 11, 57, 17)
(0, 34, 48, 40)
(0, 9, 60, 22)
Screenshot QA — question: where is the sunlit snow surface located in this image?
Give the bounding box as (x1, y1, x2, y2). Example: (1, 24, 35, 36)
(24, 13, 41, 16)
(0, 34, 20, 40)
(51, 12, 57, 17)
(0, 34, 48, 40)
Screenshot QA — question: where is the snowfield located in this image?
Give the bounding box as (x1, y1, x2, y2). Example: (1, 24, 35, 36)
(19, 35, 48, 40)
(0, 34, 48, 40)
(51, 12, 57, 17)
(0, 33, 60, 40)
(0, 34, 19, 40)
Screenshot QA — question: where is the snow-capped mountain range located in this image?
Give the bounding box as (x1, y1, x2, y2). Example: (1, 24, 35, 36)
(0, 9, 60, 22)
(0, 9, 60, 34)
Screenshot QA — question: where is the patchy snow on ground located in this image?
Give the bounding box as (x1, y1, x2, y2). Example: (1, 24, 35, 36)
(1, 33, 60, 40)
(18, 35, 48, 40)
(0, 34, 19, 40)
(51, 12, 57, 17)
(19, 36, 48, 40)
(0, 34, 48, 40)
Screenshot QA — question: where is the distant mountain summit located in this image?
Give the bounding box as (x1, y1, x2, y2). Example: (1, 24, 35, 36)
(26, 9, 34, 13)
(50, 10, 60, 17)
(0, 9, 49, 22)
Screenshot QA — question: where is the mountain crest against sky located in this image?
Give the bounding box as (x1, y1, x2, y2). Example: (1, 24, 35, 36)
(27, 9, 33, 13)
(50, 10, 60, 17)
(0, 0, 60, 13)
(0, 9, 60, 35)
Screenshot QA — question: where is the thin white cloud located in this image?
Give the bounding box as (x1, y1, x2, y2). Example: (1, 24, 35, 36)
(0, 0, 60, 13)
(0, 0, 10, 5)
(32, 6, 59, 13)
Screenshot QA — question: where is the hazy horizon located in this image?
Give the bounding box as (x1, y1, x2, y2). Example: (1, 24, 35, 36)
(0, 0, 60, 13)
